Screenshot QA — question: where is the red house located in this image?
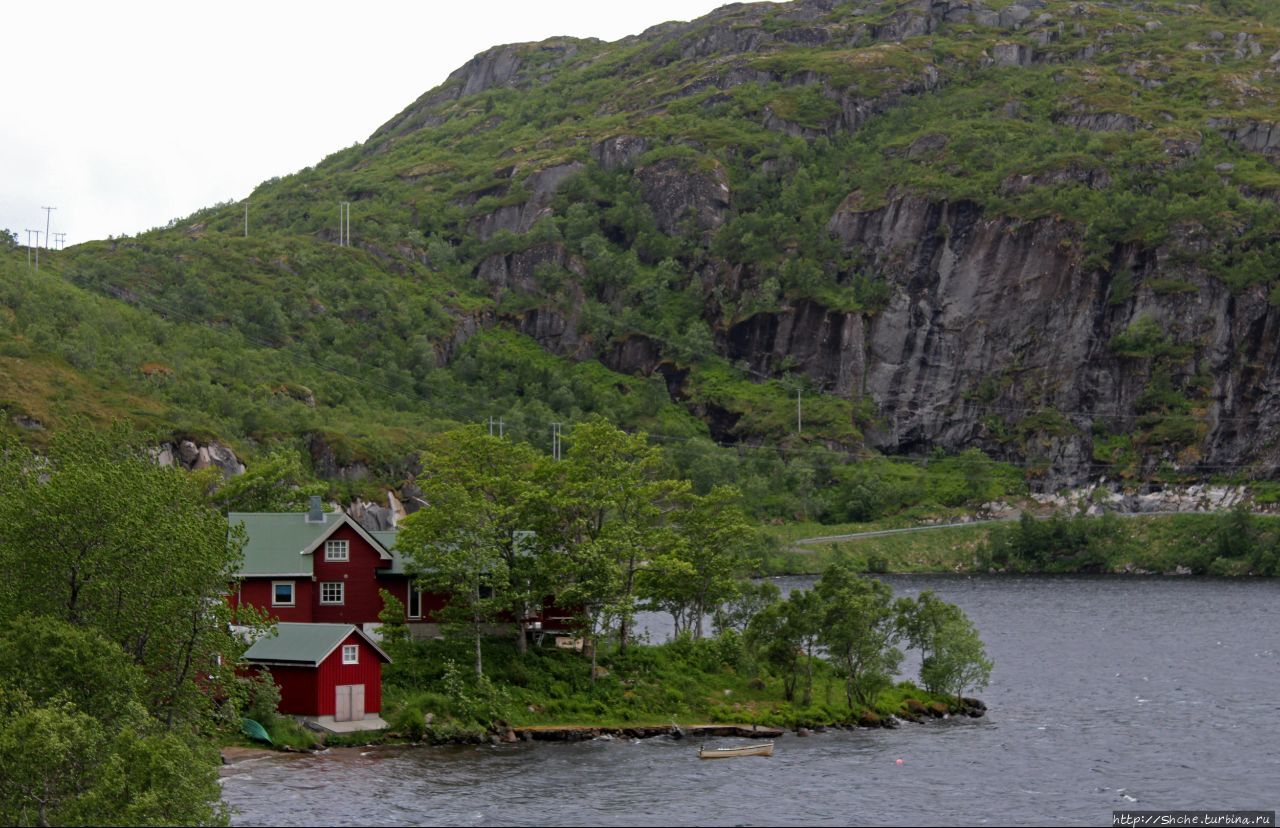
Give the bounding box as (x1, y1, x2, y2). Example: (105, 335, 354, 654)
(229, 498, 577, 642)
(242, 622, 390, 731)
(228, 497, 447, 636)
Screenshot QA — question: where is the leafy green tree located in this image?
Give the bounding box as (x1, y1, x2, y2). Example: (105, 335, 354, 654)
(899, 590, 993, 701)
(786, 588, 825, 706)
(210, 449, 325, 513)
(745, 587, 822, 704)
(0, 228, 16, 249)
(0, 621, 227, 827)
(0, 421, 246, 729)
(640, 485, 756, 639)
(816, 563, 903, 710)
(1215, 502, 1256, 560)
(554, 417, 688, 653)
(398, 426, 550, 675)
(713, 579, 781, 636)
(745, 600, 802, 702)
(920, 616, 993, 703)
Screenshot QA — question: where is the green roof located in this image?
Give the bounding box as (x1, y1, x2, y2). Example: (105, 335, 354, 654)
(229, 511, 398, 577)
(370, 530, 410, 574)
(229, 512, 337, 576)
(242, 623, 390, 666)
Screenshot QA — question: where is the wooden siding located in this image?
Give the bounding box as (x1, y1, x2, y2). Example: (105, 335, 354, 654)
(311, 525, 389, 625)
(313, 632, 384, 715)
(233, 579, 315, 623)
(263, 665, 319, 716)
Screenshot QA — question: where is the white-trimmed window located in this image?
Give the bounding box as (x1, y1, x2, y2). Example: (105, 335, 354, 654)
(407, 587, 422, 619)
(342, 644, 359, 665)
(320, 582, 345, 605)
(271, 581, 295, 606)
(325, 539, 349, 562)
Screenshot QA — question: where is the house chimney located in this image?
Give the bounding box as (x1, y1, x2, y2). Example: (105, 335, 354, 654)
(306, 495, 324, 523)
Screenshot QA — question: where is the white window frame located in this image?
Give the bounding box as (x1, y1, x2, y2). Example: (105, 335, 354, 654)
(320, 582, 345, 605)
(342, 644, 359, 665)
(407, 587, 422, 620)
(271, 580, 295, 607)
(324, 539, 349, 562)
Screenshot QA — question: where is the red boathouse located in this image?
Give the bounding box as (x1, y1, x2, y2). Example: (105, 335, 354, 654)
(242, 622, 391, 732)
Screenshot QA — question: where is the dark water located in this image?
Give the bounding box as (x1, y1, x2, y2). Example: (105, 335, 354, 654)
(221, 575, 1278, 826)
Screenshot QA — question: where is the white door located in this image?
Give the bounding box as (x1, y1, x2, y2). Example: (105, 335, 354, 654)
(334, 684, 365, 722)
(351, 684, 365, 721)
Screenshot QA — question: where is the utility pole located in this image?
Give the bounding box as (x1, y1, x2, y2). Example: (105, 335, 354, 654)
(244, 202, 249, 237)
(54, 232, 66, 250)
(24, 230, 34, 268)
(41, 206, 55, 249)
(339, 202, 350, 246)
(31, 231, 41, 270)
(551, 423, 562, 461)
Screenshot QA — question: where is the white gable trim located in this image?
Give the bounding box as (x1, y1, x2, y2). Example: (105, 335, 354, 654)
(314, 625, 393, 666)
(299, 513, 393, 561)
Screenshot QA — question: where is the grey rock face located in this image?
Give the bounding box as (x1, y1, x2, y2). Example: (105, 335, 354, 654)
(992, 42, 1035, 67)
(467, 161, 584, 241)
(476, 242, 585, 298)
(1216, 120, 1280, 155)
(154, 439, 244, 478)
(349, 498, 396, 532)
(516, 306, 586, 358)
(591, 135, 651, 171)
(719, 301, 865, 397)
(999, 4, 1032, 28)
(636, 158, 731, 236)
(819, 192, 1280, 483)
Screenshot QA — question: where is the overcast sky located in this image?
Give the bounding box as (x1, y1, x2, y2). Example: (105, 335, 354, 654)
(1, 0, 730, 245)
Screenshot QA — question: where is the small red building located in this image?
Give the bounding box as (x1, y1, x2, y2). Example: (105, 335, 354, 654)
(242, 622, 391, 731)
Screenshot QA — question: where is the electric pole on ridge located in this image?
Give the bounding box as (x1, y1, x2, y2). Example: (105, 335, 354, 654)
(41, 206, 55, 250)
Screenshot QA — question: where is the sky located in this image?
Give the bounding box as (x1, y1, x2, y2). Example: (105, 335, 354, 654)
(1, 0, 731, 246)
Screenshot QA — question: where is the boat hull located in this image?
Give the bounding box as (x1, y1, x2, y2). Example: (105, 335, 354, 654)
(697, 742, 774, 759)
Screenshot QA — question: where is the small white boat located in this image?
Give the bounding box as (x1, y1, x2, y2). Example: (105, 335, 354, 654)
(697, 742, 774, 759)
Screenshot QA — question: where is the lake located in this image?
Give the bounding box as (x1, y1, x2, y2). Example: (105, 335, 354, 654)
(221, 575, 1278, 826)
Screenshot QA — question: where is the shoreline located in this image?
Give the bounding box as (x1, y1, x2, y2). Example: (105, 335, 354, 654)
(223, 698, 987, 759)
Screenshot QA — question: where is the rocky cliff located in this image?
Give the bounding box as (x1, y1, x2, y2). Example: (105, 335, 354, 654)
(43, 0, 1280, 492)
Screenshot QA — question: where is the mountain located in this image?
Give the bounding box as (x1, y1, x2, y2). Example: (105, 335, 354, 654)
(6, 0, 1280, 518)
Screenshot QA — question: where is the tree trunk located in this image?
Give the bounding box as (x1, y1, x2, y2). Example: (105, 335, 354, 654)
(803, 641, 814, 706)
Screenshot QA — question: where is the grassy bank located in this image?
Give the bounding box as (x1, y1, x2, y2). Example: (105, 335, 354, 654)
(373, 635, 969, 745)
(764, 512, 1280, 577)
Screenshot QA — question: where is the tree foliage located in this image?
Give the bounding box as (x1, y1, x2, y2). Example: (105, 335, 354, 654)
(0, 421, 243, 825)
(0, 421, 245, 728)
(0, 620, 227, 827)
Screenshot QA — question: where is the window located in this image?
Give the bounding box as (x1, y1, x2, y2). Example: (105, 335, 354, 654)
(342, 644, 359, 665)
(272, 581, 295, 606)
(325, 540, 349, 562)
(408, 587, 422, 619)
(320, 582, 344, 605)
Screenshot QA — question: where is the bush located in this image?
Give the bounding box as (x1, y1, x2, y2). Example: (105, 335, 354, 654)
(390, 707, 427, 741)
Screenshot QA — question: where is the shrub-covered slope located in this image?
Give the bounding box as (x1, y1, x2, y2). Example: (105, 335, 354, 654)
(12, 0, 1280, 496)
